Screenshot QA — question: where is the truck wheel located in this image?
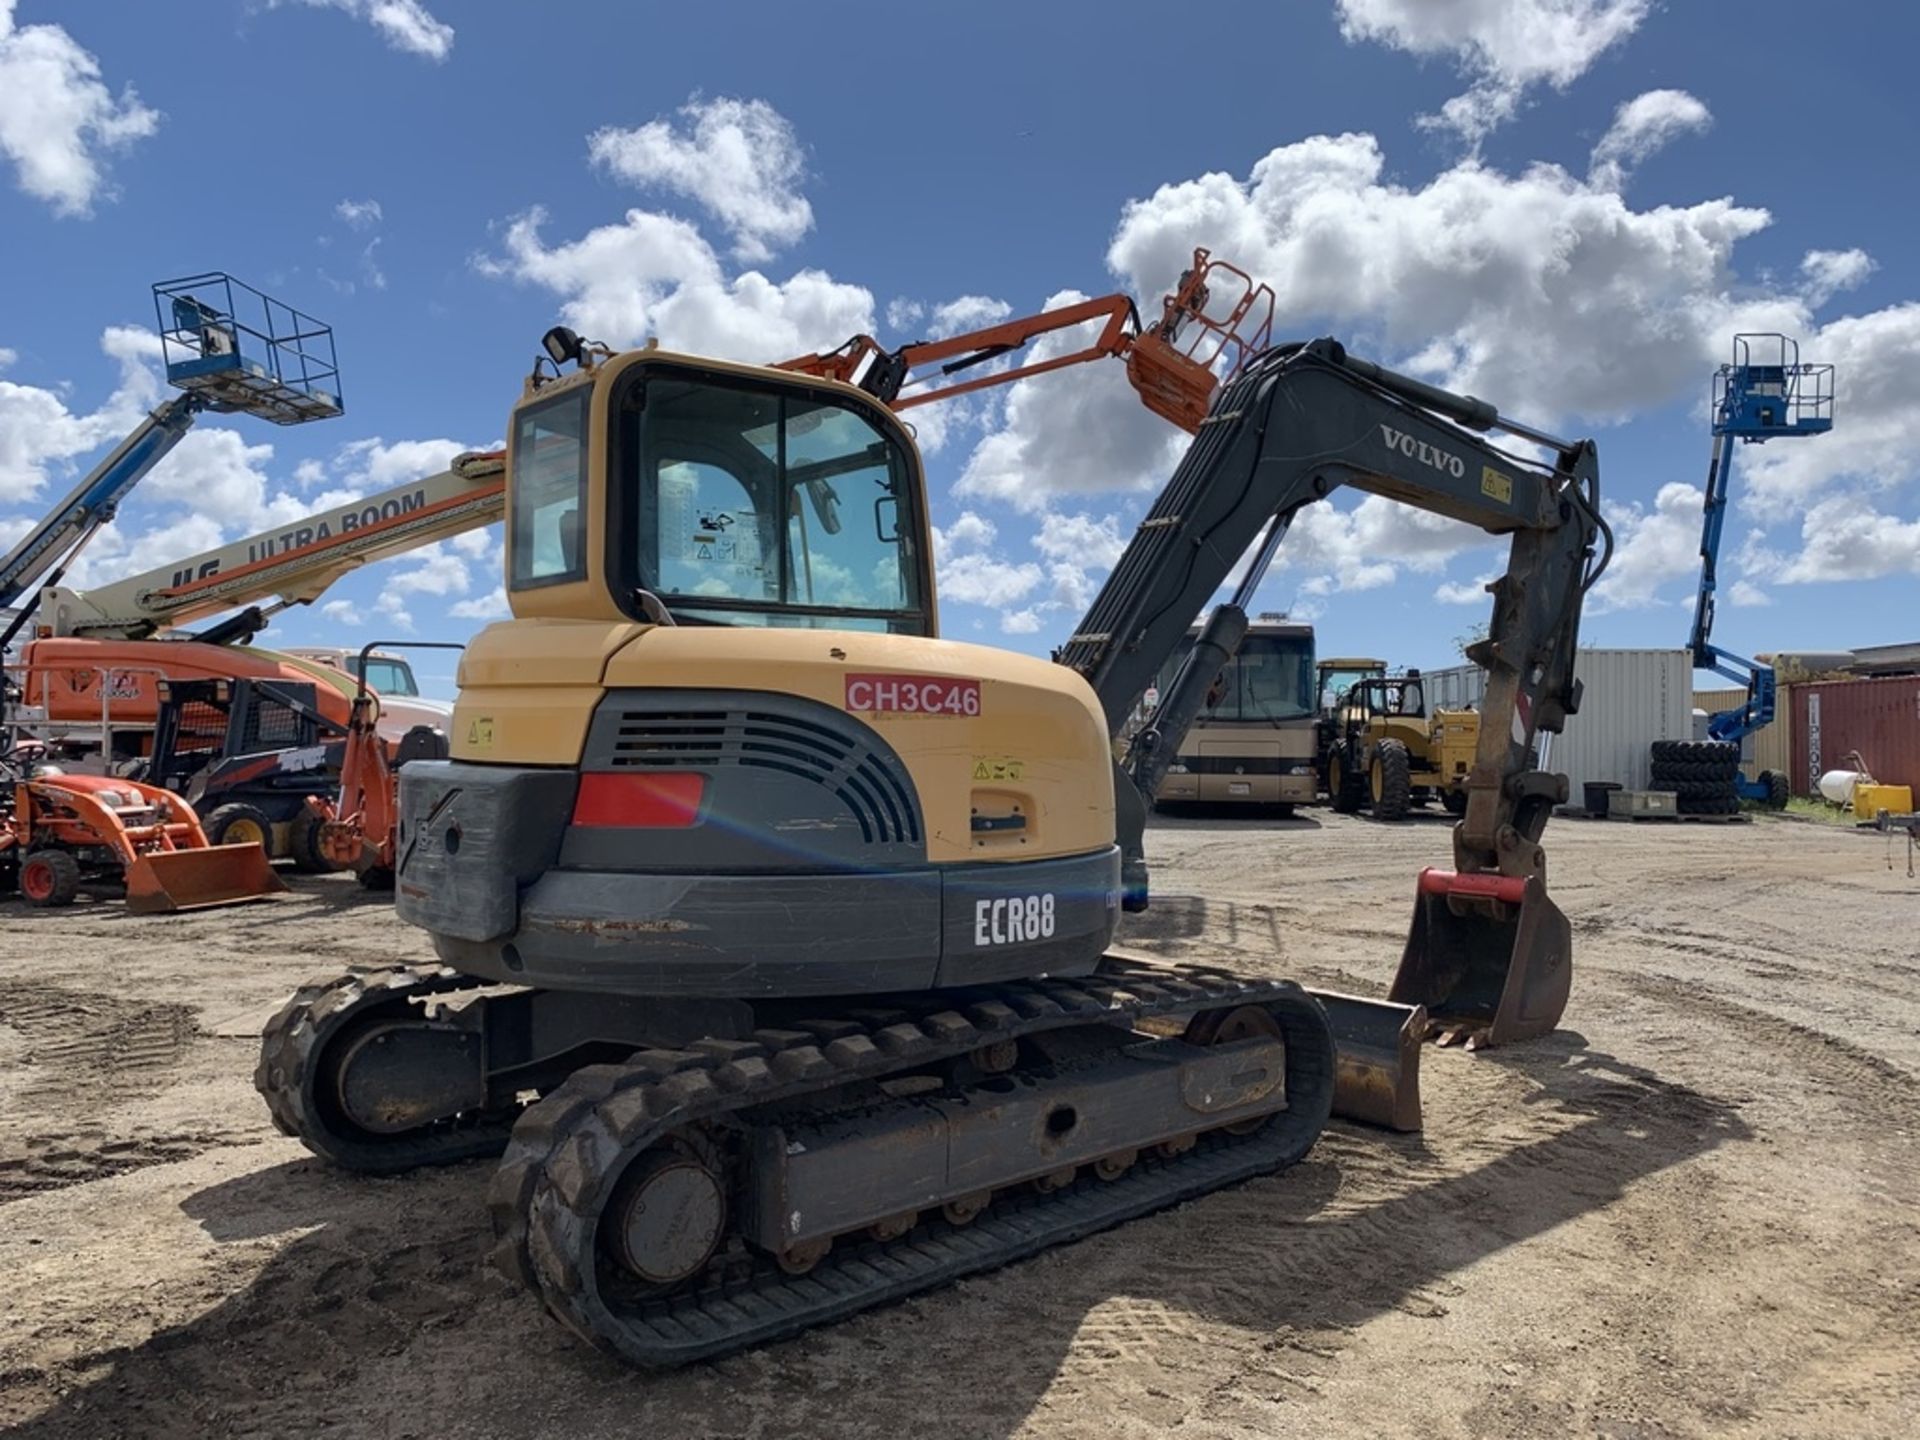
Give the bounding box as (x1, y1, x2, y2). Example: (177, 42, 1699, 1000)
(1762, 770, 1790, 809)
(20, 850, 81, 908)
(1370, 740, 1413, 821)
(287, 810, 340, 873)
(1442, 789, 1468, 817)
(204, 803, 275, 854)
(1328, 743, 1366, 813)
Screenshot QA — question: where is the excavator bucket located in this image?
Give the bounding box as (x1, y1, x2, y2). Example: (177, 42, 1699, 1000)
(1304, 990, 1425, 1132)
(1390, 868, 1571, 1048)
(123, 843, 288, 914)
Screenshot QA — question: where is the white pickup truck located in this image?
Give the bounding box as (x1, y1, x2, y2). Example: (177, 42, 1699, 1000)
(280, 647, 453, 746)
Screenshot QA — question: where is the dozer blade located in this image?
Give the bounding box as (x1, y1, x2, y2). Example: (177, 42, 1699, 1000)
(1389, 867, 1571, 1048)
(124, 844, 289, 914)
(1304, 989, 1425, 1132)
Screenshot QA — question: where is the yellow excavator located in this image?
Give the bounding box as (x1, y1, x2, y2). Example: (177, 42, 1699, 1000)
(257, 255, 1608, 1367)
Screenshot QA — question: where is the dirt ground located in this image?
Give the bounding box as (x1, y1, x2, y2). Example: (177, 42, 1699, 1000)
(0, 808, 1915, 1440)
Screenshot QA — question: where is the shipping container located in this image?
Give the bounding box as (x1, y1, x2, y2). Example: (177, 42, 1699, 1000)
(1693, 685, 1793, 783)
(1421, 648, 1692, 798)
(1788, 675, 1920, 798)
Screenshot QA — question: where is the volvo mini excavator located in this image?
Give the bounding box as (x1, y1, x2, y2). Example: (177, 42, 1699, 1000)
(257, 255, 1607, 1367)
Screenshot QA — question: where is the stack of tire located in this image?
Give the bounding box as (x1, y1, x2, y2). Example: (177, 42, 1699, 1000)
(1649, 740, 1779, 815)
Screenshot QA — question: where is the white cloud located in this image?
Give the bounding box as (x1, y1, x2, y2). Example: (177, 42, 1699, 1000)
(1727, 579, 1771, 607)
(293, 1, 453, 61)
(1589, 481, 1702, 611)
(380, 541, 470, 598)
(329, 436, 472, 491)
(1740, 303, 1920, 521)
(937, 551, 1044, 608)
(0, 347, 15, 369)
(931, 511, 996, 563)
(886, 298, 925, 331)
(480, 205, 872, 361)
(0, 325, 158, 503)
(956, 289, 1186, 512)
(589, 96, 811, 263)
(1000, 608, 1042, 635)
(335, 197, 383, 229)
(1773, 494, 1920, 584)
(1335, 0, 1653, 144)
(928, 296, 1013, 339)
(1800, 248, 1876, 308)
(0, 2, 159, 216)
(1588, 89, 1712, 191)
(1434, 574, 1494, 604)
(1106, 130, 1805, 428)
(319, 598, 361, 624)
(449, 584, 509, 620)
(1035, 511, 1127, 569)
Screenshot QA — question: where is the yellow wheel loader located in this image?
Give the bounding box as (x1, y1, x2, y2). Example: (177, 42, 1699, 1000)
(258, 280, 1609, 1367)
(1325, 671, 1480, 820)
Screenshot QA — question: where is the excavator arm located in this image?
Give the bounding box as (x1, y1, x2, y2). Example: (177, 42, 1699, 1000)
(1058, 337, 1609, 1052)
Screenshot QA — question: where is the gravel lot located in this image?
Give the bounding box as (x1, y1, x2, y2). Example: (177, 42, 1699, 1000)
(1, 808, 1914, 1439)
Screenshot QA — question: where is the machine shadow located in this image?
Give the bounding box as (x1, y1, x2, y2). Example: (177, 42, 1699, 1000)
(3, 1034, 1745, 1440)
(1148, 802, 1324, 830)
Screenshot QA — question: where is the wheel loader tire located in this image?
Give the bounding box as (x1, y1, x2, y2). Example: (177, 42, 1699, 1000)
(1442, 789, 1468, 817)
(358, 865, 396, 893)
(1764, 770, 1790, 809)
(1328, 743, 1365, 813)
(20, 850, 81, 908)
(1370, 740, 1413, 821)
(203, 803, 275, 855)
(286, 810, 338, 874)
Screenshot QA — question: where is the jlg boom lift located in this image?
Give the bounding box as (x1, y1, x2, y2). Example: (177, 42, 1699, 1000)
(2, 275, 339, 912)
(1686, 334, 1833, 807)
(256, 251, 1608, 1368)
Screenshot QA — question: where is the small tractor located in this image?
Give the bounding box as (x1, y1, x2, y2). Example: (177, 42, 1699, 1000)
(1323, 670, 1479, 820)
(1, 753, 286, 912)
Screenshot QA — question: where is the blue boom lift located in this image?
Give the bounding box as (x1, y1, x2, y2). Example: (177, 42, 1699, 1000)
(0, 275, 341, 656)
(1687, 334, 1833, 807)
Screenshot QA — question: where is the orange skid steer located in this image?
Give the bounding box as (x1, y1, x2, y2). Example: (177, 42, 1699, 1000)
(4, 769, 285, 913)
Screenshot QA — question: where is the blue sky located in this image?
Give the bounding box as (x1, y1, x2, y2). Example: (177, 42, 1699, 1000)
(3, 0, 1916, 698)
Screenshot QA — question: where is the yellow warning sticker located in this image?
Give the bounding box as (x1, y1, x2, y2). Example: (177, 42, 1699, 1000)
(1481, 466, 1513, 504)
(972, 756, 1025, 782)
(467, 716, 495, 749)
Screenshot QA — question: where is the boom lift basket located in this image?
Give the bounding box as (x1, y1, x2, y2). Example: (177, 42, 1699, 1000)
(1391, 868, 1571, 1047)
(153, 274, 342, 425)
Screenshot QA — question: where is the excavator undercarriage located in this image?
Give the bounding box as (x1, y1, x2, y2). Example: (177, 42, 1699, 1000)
(260, 958, 1333, 1364)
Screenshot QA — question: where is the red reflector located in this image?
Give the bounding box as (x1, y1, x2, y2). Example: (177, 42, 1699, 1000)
(572, 772, 706, 828)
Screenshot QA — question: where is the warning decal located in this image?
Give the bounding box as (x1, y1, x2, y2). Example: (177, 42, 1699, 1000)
(972, 756, 1024, 781)
(845, 674, 981, 717)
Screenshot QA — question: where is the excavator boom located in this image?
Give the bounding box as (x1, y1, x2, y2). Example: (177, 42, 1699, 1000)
(1062, 337, 1607, 1049)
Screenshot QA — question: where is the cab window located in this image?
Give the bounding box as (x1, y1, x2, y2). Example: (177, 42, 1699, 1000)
(510, 388, 590, 589)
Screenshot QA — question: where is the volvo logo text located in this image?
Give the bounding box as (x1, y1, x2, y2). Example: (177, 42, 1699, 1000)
(1380, 424, 1466, 478)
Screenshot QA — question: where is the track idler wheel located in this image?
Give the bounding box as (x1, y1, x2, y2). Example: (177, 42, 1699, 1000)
(606, 1146, 727, 1292)
(1184, 1004, 1287, 1135)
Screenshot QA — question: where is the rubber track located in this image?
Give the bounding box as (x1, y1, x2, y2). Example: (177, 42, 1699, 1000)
(255, 966, 517, 1172)
(489, 958, 1336, 1367)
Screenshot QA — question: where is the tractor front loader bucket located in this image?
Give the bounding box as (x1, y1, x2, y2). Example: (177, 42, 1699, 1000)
(124, 843, 288, 914)
(1304, 990, 1425, 1132)
(1389, 868, 1570, 1048)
